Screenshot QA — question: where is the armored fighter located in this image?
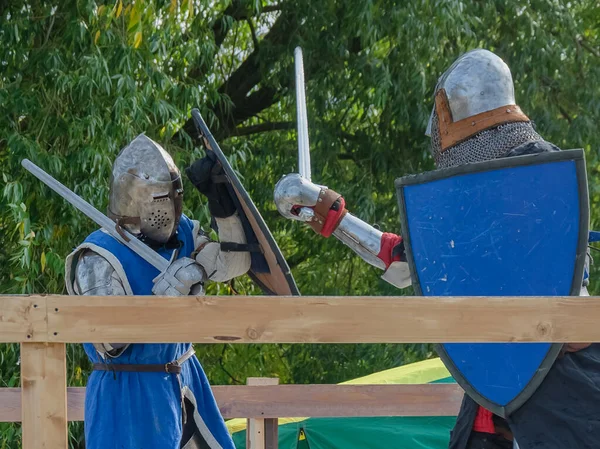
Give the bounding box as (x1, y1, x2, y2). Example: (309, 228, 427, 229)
(64, 135, 250, 449)
(275, 49, 599, 449)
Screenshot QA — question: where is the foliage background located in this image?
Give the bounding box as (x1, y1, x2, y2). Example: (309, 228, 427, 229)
(1, 0, 599, 447)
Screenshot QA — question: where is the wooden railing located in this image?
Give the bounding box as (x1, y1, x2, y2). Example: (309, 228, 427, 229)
(0, 384, 464, 422)
(1, 294, 597, 449)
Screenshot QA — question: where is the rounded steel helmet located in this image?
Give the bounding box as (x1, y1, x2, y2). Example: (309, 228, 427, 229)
(108, 134, 183, 243)
(426, 49, 544, 168)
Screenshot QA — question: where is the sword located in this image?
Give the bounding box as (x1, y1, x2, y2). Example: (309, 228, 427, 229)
(21, 159, 169, 272)
(295, 46, 311, 181)
(294, 47, 317, 221)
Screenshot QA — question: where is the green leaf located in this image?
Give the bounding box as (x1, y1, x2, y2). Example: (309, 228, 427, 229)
(116, 0, 123, 18)
(127, 0, 144, 31)
(133, 31, 142, 49)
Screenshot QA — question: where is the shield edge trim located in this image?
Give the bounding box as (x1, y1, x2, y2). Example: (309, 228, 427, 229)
(395, 149, 589, 417)
(190, 109, 301, 296)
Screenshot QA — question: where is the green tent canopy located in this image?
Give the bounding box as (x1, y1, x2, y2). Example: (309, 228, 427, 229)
(226, 358, 459, 448)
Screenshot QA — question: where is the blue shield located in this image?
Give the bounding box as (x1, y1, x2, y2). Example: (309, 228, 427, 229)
(395, 149, 589, 417)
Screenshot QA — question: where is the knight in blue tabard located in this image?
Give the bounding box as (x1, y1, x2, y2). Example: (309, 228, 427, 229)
(274, 49, 599, 449)
(65, 135, 250, 449)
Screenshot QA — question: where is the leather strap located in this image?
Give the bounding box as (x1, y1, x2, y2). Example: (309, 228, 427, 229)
(220, 242, 262, 253)
(435, 89, 530, 152)
(93, 363, 185, 374)
(308, 188, 345, 234)
(93, 347, 195, 374)
(108, 215, 142, 243)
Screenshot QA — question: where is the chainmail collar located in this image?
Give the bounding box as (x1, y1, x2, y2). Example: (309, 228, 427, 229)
(430, 113, 544, 169)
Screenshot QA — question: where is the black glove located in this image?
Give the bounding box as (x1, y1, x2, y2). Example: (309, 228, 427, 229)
(185, 152, 237, 218)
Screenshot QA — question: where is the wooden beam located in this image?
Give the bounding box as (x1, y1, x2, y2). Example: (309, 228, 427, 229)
(218, 384, 464, 418)
(246, 378, 279, 449)
(0, 388, 20, 422)
(21, 342, 68, 449)
(3, 295, 600, 344)
(0, 296, 47, 342)
(0, 384, 464, 422)
(36, 295, 600, 343)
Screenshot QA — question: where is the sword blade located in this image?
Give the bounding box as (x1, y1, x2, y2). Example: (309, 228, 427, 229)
(21, 159, 168, 272)
(294, 46, 311, 181)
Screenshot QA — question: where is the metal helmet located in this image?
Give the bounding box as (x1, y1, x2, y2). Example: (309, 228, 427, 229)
(108, 134, 184, 243)
(426, 49, 543, 168)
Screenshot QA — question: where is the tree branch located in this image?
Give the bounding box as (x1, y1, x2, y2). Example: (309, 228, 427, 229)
(180, 8, 366, 143)
(578, 37, 600, 58)
(212, 0, 247, 49)
(218, 12, 294, 106)
(210, 86, 284, 139)
(557, 104, 573, 125)
(211, 2, 282, 50)
(233, 121, 294, 137)
(247, 17, 259, 50)
(262, 4, 282, 13)
(181, 10, 297, 141)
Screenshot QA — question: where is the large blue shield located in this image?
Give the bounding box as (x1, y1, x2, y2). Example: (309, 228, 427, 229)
(395, 149, 589, 417)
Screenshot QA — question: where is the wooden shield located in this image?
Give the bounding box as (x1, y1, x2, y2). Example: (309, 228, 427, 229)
(190, 109, 300, 296)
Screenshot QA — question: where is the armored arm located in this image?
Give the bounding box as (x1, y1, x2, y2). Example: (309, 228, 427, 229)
(72, 250, 130, 358)
(274, 174, 411, 288)
(186, 153, 251, 283)
(193, 214, 251, 283)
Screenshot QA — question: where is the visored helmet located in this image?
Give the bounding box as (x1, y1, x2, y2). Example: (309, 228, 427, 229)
(108, 134, 183, 243)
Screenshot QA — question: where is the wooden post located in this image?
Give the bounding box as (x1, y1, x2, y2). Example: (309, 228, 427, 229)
(246, 378, 279, 449)
(264, 414, 279, 449)
(21, 342, 68, 449)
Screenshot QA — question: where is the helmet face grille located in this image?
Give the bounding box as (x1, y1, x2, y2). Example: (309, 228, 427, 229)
(147, 210, 172, 231)
(429, 113, 543, 168)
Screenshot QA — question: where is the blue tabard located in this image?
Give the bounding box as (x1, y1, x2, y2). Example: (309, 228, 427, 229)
(80, 215, 234, 449)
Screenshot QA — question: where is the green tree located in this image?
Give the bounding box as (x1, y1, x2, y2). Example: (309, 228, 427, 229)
(1, 0, 599, 447)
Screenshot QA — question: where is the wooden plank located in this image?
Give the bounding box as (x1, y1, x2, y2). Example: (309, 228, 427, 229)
(0, 388, 20, 422)
(0, 296, 47, 342)
(264, 418, 279, 449)
(67, 387, 85, 421)
(0, 387, 85, 422)
(246, 378, 278, 449)
(217, 384, 464, 418)
(0, 384, 464, 422)
(248, 417, 265, 449)
(40, 295, 600, 343)
(21, 342, 68, 449)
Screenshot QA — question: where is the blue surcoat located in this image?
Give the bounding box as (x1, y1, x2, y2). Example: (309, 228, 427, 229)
(79, 215, 234, 449)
